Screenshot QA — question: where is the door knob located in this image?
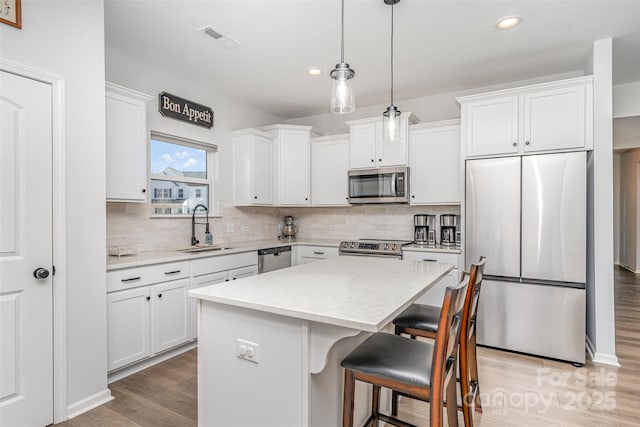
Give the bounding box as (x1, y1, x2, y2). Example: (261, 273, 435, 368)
(33, 268, 50, 279)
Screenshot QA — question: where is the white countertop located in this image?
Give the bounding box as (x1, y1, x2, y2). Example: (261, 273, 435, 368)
(189, 256, 453, 332)
(106, 238, 341, 270)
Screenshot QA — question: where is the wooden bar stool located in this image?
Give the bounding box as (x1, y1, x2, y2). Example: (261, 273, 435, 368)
(392, 257, 486, 427)
(340, 278, 468, 427)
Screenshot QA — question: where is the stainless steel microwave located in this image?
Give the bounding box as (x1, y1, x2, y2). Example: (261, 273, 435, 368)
(348, 167, 409, 204)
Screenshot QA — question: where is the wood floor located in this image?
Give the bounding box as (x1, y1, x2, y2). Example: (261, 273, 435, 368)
(57, 266, 639, 426)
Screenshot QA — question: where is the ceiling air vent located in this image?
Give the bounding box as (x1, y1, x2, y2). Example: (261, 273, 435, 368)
(198, 25, 242, 50)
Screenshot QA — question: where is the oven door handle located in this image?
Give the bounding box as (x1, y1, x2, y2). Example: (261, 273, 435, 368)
(391, 173, 397, 196)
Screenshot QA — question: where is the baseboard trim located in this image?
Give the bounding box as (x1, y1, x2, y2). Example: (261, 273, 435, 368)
(617, 262, 639, 274)
(585, 335, 621, 367)
(108, 341, 197, 384)
(66, 389, 114, 419)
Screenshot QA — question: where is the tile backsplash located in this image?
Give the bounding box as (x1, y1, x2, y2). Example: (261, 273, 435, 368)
(107, 202, 461, 251)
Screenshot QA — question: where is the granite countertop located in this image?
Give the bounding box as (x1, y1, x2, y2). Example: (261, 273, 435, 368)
(189, 256, 454, 332)
(402, 244, 462, 254)
(106, 238, 341, 271)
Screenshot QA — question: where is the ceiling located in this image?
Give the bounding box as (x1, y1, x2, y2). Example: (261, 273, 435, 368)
(104, 0, 640, 119)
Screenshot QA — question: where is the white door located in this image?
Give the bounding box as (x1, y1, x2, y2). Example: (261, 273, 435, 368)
(252, 135, 273, 205)
(377, 118, 408, 167)
(311, 136, 349, 206)
(464, 96, 519, 157)
(278, 129, 310, 205)
(153, 279, 190, 353)
(0, 71, 53, 425)
(349, 121, 377, 169)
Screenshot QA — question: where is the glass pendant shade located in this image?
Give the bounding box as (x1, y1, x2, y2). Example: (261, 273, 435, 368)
(330, 63, 355, 114)
(382, 105, 401, 142)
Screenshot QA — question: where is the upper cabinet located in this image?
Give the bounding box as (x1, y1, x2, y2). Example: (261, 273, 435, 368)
(458, 77, 593, 158)
(105, 82, 152, 202)
(259, 124, 318, 206)
(409, 120, 461, 205)
(347, 113, 419, 169)
(311, 134, 350, 206)
(232, 129, 274, 206)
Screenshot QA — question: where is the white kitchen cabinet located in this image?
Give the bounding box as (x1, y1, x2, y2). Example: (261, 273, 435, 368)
(260, 124, 319, 206)
(152, 279, 190, 353)
(347, 113, 418, 169)
(311, 134, 350, 206)
(458, 76, 593, 158)
(297, 245, 339, 264)
(107, 261, 191, 372)
(107, 286, 152, 371)
(105, 82, 152, 202)
(402, 250, 460, 307)
(232, 129, 274, 206)
(190, 252, 258, 339)
(409, 120, 461, 205)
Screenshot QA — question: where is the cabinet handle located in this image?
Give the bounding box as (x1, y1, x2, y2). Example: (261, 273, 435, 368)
(225, 279, 229, 282)
(422, 259, 438, 262)
(141, 189, 146, 193)
(378, 158, 382, 162)
(157, 293, 162, 298)
(164, 270, 181, 275)
(254, 196, 258, 199)
(525, 141, 530, 145)
(411, 195, 415, 198)
(371, 159, 374, 163)
(146, 296, 150, 301)
(121, 276, 141, 283)
(232, 277, 237, 280)
(313, 251, 325, 255)
(512, 142, 517, 147)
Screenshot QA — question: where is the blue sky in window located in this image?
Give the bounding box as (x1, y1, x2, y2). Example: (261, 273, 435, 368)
(150, 140, 206, 174)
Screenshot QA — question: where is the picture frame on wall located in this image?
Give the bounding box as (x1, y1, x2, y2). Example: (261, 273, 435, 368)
(0, 0, 21, 29)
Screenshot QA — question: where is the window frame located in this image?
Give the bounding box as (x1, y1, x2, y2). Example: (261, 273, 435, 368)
(148, 131, 219, 218)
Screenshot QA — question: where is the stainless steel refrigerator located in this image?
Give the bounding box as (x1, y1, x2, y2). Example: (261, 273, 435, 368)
(466, 151, 586, 364)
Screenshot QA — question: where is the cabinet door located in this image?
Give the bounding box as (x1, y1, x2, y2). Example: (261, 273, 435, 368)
(464, 96, 519, 157)
(153, 279, 190, 353)
(253, 136, 274, 204)
(410, 124, 460, 204)
(278, 130, 310, 205)
(378, 118, 409, 167)
(349, 122, 377, 169)
(107, 287, 152, 371)
(106, 88, 149, 202)
(229, 265, 259, 281)
(190, 271, 229, 340)
(415, 269, 459, 307)
(523, 85, 585, 152)
(311, 137, 349, 206)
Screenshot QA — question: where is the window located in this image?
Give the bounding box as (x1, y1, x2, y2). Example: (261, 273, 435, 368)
(149, 132, 217, 216)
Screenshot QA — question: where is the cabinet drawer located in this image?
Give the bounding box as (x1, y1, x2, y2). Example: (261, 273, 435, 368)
(191, 252, 258, 277)
(107, 261, 191, 292)
(298, 245, 338, 259)
(402, 251, 459, 269)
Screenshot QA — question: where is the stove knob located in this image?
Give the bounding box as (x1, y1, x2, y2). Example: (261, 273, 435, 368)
(343, 242, 349, 248)
(350, 242, 355, 248)
(384, 243, 389, 250)
(392, 244, 397, 250)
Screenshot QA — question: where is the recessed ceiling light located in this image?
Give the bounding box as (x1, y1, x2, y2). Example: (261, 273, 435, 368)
(306, 67, 323, 77)
(495, 15, 522, 30)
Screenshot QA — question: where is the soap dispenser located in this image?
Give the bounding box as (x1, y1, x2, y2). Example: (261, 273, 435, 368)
(205, 223, 213, 245)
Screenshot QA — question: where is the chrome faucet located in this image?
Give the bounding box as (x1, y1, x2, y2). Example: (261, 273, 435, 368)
(191, 204, 210, 246)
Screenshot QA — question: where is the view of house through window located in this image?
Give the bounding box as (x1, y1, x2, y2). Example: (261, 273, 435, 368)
(149, 133, 216, 215)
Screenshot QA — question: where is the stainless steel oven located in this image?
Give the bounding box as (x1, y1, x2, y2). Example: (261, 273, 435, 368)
(347, 167, 409, 204)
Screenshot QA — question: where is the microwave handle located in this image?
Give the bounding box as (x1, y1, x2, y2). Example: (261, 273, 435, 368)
(391, 173, 397, 195)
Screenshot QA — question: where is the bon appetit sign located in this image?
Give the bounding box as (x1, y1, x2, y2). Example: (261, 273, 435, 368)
(158, 92, 213, 129)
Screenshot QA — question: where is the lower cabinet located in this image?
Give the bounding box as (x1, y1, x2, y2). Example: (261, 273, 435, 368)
(107, 277, 190, 372)
(296, 245, 339, 264)
(402, 250, 461, 307)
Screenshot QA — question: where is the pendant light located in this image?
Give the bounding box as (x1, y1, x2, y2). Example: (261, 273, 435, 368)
(330, 0, 355, 114)
(382, 0, 401, 142)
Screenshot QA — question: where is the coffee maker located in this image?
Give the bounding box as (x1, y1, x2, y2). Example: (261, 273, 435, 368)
(414, 214, 436, 245)
(278, 215, 298, 242)
(440, 214, 458, 246)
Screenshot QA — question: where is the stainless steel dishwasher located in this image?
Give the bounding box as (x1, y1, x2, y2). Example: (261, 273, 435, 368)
(257, 246, 292, 273)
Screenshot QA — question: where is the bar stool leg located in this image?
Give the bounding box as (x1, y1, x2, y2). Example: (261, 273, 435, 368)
(446, 361, 459, 427)
(459, 342, 474, 427)
(342, 369, 355, 427)
(370, 385, 380, 427)
(469, 333, 483, 413)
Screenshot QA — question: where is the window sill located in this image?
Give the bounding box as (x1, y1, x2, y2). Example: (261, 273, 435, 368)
(149, 214, 223, 219)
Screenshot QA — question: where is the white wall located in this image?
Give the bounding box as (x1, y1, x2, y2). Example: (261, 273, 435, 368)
(286, 71, 583, 133)
(619, 149, 640, 272)
(613, 116, 640, 150)
(587, 38, 618, 366)
(0, 0, 108, 416)
(613, 153, 621, 265)
(613, 82, 640, 118)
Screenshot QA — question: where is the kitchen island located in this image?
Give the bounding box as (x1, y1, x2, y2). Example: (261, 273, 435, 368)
(189, 256, 453, 427)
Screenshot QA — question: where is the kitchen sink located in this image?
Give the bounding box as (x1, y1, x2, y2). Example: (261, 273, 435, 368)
(178, 246, 233, 254)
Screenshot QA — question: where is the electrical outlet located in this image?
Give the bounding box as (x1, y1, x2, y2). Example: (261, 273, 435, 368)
(241, 226, 249, 232)
(236, 338, 259, 364)
(227, 223, 235, 232)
